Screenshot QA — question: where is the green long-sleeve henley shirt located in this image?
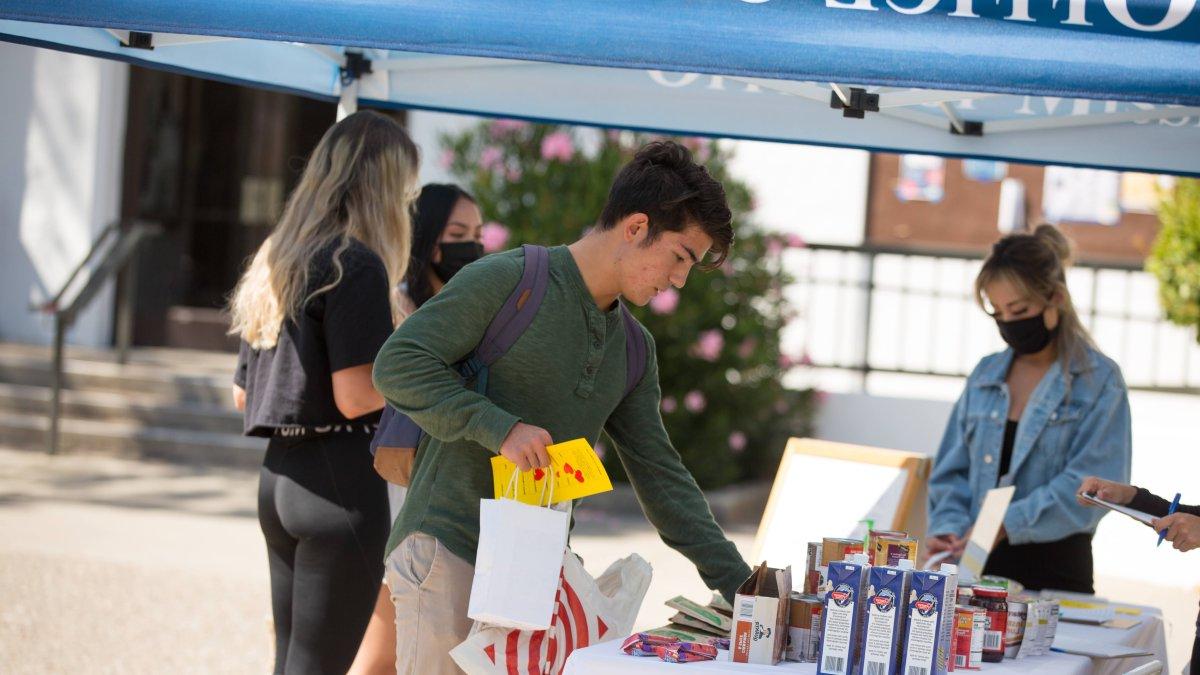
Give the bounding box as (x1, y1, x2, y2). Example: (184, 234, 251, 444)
(372, 245, 750, 601)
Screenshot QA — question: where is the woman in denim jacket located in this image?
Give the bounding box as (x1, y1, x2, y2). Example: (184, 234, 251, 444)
(926, 224, 1132, 594)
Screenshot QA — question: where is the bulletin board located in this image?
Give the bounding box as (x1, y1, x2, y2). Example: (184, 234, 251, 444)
(751, 437, 931, 581)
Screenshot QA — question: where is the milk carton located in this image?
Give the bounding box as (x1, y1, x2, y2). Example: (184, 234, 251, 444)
(936, 565, 960, 671)
(818, 553, 871, 675)
(901, 566, 958, 675)
(861, 559, 914, 675)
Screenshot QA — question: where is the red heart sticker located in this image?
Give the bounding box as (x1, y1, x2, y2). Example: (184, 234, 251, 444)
(533, 468, 545, 481)
(563, 462, 574, 475)
(575, 469, 585, 483)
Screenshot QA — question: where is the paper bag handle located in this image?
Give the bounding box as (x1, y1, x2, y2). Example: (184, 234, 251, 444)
(502, 464, 557, 508)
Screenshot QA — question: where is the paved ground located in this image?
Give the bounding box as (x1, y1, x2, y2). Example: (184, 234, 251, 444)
(0, 447, 1194, 673)
(0, 447, 754, 673)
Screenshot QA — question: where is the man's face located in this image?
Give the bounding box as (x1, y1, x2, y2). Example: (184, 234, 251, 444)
(618, 217, 713, 307)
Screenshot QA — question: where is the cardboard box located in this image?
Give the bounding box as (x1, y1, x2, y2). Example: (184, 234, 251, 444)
(732, 561, 792, 665)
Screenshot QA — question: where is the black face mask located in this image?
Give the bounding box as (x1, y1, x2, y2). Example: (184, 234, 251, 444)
(995, 311, 1057, 355)
(431, 241, 484, 283)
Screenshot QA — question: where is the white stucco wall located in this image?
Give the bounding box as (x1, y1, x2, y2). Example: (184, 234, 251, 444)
(0, 43, 128, 347)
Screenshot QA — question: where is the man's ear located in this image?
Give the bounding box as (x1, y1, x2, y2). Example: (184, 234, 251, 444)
(620, 213, 650, 244)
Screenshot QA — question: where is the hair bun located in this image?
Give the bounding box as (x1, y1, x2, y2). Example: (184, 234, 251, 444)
(633, 140, 693, 170)
(1033, 223, 1075, 268)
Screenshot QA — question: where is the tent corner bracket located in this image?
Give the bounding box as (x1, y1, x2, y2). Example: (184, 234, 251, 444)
(119, 31, 154, 50)
(950, 120, 984, 136)
(830, 87, 879, 119)
(340, 52, 373, 86)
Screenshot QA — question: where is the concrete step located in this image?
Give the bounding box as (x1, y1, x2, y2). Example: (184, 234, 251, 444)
(0, 350, 235, 405)
(0, 383, 243, 433)
(0, 341, 238, 375)
(0, 413, 265, 469)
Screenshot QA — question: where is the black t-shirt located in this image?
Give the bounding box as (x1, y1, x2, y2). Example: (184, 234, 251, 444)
(234, 238, 395, 437)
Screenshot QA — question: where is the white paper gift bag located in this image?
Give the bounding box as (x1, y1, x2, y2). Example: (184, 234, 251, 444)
(468, 472, 570, 630)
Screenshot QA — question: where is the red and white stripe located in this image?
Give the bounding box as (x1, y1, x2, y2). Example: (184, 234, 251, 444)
(480, 569, 612, 675)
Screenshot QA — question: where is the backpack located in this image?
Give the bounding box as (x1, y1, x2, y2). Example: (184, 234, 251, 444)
(370, 244, 649, 486)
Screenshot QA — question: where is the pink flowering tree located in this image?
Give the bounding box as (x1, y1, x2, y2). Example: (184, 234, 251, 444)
(440, 121, 814, 488)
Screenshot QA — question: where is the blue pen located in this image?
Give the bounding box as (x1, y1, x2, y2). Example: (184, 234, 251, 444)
(1157, 493, 1181, 547)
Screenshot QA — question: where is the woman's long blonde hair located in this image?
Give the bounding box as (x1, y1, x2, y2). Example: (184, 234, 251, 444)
(975, 224, 1096, 372)
(228, 111, 419, 348)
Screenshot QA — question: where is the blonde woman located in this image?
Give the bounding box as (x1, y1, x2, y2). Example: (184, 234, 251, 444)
(926, 224, 1131, 594)
(229, 110, 419, 675)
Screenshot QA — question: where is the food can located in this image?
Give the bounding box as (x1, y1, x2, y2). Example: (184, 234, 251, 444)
(869, 530, 919, 568)
(952, 605, 984, 670)
(805, 542, 824, 595)
(1004, 601, 1027, 659)
(821, 537, 864, 567)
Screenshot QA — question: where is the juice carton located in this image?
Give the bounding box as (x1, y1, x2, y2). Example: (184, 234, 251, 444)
(818, 553, 871, 675)
(861, 559, 914, 675)
(901, 566, 957, 675)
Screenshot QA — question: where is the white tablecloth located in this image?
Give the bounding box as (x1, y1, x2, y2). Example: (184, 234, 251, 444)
(564, 606, 1167, 675)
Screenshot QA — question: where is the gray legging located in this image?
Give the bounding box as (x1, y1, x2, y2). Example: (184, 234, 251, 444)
(258, 433, 390, 675)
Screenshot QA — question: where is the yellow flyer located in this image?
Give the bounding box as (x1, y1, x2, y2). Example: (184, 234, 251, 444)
(491, 438, 613, 506)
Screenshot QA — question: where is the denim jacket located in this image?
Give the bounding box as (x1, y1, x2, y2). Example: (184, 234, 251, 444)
(928, 344, 1132, 545)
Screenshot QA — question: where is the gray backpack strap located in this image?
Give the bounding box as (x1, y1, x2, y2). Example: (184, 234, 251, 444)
(619, 302, 648, 397)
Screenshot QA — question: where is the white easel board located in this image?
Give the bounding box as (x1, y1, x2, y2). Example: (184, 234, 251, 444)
(751, 438, 930, 587)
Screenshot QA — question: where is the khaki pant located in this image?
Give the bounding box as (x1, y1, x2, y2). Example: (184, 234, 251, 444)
(385, 533, 474, 675)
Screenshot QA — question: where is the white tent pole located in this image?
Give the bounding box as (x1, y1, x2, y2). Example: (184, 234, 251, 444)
(939, 101, 967, 134)
(302, 44, 344, 65)
(337, 79, 359, 120)
(830, 83, 853, 107)
(878, 90, 1000, 108)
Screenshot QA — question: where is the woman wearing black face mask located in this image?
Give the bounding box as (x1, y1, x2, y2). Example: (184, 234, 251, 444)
(349, 183, 484, 675)
(926, 224, 1131, 594)
(405, 184, 486, 309)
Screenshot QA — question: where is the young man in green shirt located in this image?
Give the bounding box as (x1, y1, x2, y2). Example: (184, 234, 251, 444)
(374, 141, 752, 674)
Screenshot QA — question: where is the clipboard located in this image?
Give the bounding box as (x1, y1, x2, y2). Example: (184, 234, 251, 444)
(1078, 492, 1157, 526)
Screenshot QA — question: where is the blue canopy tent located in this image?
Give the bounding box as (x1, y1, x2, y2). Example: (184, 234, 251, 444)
(1, 0, 1199, 175)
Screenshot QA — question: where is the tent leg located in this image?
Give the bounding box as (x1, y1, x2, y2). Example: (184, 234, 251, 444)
(337, 80, 359, 120)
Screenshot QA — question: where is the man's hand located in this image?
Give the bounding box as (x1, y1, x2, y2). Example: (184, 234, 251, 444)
(1153, 513, 1200, 552)
(499, 423, 553, 472)
(1076, 476, 1137, 506)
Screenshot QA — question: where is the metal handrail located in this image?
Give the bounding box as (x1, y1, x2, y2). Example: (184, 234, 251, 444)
(31, 219, 161, 454)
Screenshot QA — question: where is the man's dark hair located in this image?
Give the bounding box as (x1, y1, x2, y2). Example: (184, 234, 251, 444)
(597, 141, 733, 268)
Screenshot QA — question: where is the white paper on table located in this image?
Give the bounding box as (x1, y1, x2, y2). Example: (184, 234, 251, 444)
(1059, 605, 1117, 625)
(1051, 635, 1154, 659)
(960, 486, 1015, 580)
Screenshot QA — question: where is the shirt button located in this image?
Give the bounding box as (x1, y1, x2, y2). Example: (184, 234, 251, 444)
(1050, 412, 1058, 421)
(984, 454, 994, 464)
(990, 411, 998, 420)
(586, 365, 595, 375)
(593, 338, 602, 348)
